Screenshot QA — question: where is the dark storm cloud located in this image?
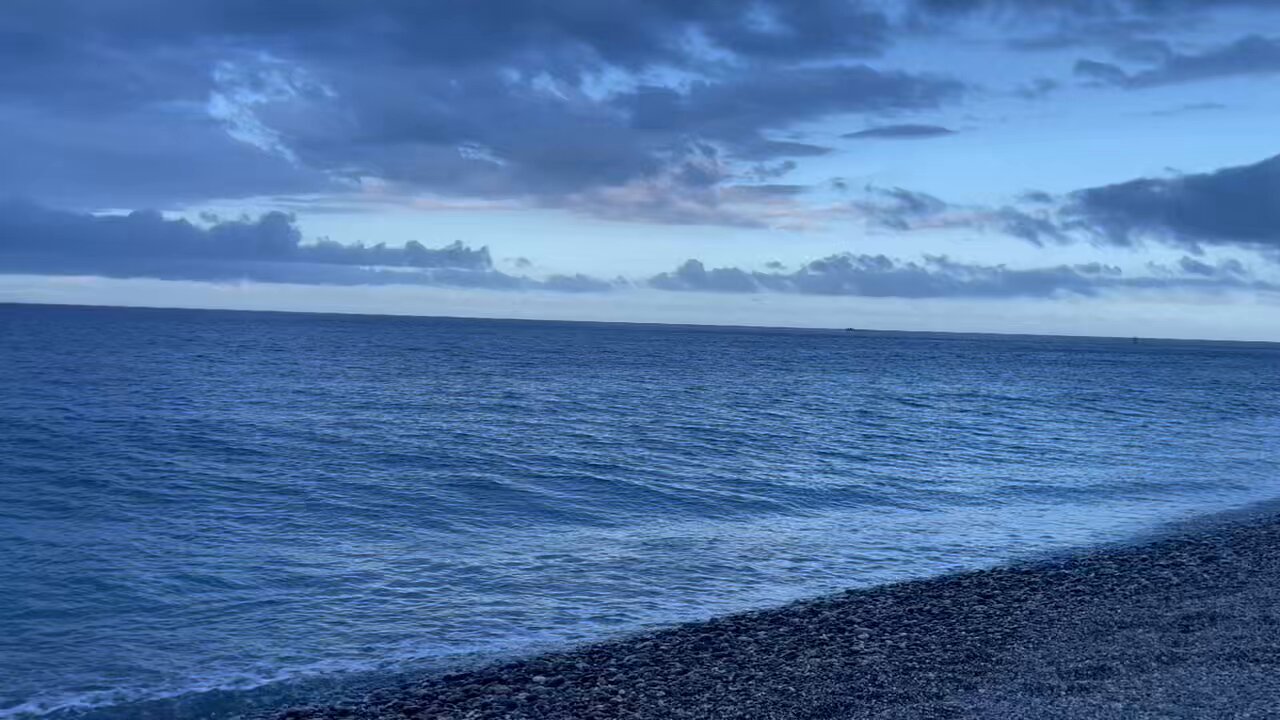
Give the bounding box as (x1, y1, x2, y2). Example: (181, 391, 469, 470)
(1075, 35, 1280, 88)
(1063, 154, 1280, 252)
(843, 124, 957, 139)
(0, 0, 969, 221)
(0, 202, 616, 291)
(649, 254, 1276, 298)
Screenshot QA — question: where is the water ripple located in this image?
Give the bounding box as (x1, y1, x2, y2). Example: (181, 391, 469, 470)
(0, 306, 1277, 719)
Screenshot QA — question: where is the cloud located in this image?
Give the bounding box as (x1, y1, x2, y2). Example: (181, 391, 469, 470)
(0, 103, 339, 210)
(1014, 78, 1062, 99)
(1172, 255, 1247, 278)
(851, 187, 950, 231)
(911, 1, 1280, 21)
(908, 1, 1280, 55)
(843, 124, 956, 139)
(310, 62, 958, 208)
(1146, 101, 1227, 116)
(1020, 190, 1056, 204)
(840, 152, 1280, 257)
(453, 62, 952, 181)
(3, 201, 1273, 302)
(558, 151, 818, 229)
(1075, 35, 1280, 88)
(0, 1, 894, 103)
(1063, 153, 1280, 252)
(0, 0, 970, 225)
(649, 253, 1276, 298)
(612, 65, 962, 146)
(0, 201, 613, 291)
(850, 187, 1071, 246)
(7, 0, 1275, 234)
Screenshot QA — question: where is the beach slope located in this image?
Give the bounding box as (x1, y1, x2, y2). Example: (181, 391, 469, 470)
(279, 509, 1280, 719)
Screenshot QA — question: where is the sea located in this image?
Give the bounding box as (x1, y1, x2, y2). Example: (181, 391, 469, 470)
(2, 303, 1277, 719)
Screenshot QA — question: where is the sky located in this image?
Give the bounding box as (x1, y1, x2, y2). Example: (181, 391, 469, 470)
(2, 0, 1279, 340)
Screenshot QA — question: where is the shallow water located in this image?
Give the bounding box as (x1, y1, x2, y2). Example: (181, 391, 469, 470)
(1, 304, 1277, 718)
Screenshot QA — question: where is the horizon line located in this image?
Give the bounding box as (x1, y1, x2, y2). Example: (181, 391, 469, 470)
(4, 300, 1278, 347)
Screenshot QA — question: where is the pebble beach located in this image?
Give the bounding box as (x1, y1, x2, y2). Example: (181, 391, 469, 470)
(278, 504, 1280, 719)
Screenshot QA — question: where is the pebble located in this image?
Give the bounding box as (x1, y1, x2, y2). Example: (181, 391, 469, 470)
(269, 508, 1280, 720)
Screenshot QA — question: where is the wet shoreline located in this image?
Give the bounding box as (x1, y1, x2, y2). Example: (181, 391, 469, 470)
(275, 504, 1280, 719)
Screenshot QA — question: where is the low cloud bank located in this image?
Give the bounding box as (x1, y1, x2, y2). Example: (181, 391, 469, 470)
(649, 254, 1275, 298)
(0, 202, 609, 292)
(2, 202, 1273, 301)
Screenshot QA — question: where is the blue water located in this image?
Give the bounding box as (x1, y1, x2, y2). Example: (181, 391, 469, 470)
(2, 304, 1277, 718)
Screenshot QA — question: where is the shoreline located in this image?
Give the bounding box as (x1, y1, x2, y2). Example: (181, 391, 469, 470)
(275, 502, 1280, 719)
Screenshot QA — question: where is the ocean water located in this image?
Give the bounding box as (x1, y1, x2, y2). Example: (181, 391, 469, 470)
(2, 303, 1277, 718)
